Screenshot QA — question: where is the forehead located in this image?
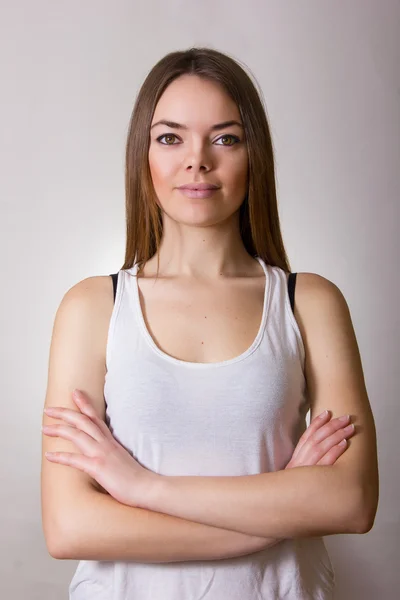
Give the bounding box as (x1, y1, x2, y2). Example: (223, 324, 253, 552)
(152, 75, 241, 124)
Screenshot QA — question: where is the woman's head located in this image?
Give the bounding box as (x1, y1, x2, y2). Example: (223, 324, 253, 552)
(122, 47, 291, 274)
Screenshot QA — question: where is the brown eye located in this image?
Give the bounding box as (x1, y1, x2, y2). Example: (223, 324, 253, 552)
(215, 134, 240, 146)
(157, 134, 179, 145)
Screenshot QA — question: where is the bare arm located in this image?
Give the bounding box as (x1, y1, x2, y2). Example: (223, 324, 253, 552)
(41, 277, 272, 561)
(48, 402, 352, 560)
(53, 485, 273, 561)
(136, 275, 379, 539)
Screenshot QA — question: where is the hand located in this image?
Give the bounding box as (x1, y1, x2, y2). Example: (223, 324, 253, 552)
(42, 389, 158, 507)
(285, 410, 355, 469)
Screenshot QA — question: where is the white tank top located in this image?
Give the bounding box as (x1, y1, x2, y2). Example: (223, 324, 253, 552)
(69, 257, 335, 599)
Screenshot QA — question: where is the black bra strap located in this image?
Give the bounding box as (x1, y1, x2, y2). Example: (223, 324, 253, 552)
(110, 273, 119, 303)
(108, 271, 297, 313)
(288, 272, 297, 313)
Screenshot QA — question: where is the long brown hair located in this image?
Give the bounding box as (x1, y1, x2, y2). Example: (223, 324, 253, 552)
(122, 46, 291, 275)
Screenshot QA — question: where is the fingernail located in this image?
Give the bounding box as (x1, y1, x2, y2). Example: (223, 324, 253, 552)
(319, 410, 329, 418)
(339, 414, 350, 422)
(343, 423, 355, 434)
(73, 389, 82, 399)
(338, 439, 347, 447)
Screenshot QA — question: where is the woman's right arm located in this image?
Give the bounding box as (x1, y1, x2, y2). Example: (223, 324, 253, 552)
(54, 485, 274, 562)
(41, 277, 272, 562)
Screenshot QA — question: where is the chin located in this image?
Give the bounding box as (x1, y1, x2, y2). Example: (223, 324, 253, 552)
(171, 208, 238, 228)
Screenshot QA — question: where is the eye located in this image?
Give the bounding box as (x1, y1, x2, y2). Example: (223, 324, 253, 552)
(214, 134, 240, 146)
(156, 134, 180, 145)
(155, 133, 241, 146)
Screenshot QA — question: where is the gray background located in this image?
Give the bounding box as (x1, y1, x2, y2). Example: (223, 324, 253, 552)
(1, 0, 399, 598)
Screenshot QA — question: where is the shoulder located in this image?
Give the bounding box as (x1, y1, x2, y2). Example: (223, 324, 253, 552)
(56, 275, 115, 362)
(294, 271, 341, 294)
(60, 274, 115, 315)
(292, 271, 356, 366)
(63, 274, 113, 302)
(293, 272, 349, 322)
(59, 275, 114, 325)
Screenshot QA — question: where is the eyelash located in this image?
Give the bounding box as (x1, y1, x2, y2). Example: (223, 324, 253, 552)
(156, 133, 241, 146)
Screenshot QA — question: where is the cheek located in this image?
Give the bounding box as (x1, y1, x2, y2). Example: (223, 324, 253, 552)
(148, 147, 176, 188)
(224, 152, 248, 189)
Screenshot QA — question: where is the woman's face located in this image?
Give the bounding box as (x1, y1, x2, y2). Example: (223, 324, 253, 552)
(148, 75, 248, 227)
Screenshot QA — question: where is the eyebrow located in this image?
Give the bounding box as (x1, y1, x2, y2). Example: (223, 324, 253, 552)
(150, 119, 244, 131)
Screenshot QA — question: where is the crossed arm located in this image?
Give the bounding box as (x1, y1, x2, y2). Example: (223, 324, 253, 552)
(139, 275, 379, 539)
(42, 274, 378, 560)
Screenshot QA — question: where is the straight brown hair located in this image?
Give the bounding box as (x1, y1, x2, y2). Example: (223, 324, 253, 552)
(121, 46, 292, 276)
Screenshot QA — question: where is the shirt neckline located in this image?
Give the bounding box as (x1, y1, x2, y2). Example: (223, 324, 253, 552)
(131, 256, 271, 369)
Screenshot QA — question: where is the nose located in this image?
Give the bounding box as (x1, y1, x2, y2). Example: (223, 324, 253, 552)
(185, 142, 212, 173)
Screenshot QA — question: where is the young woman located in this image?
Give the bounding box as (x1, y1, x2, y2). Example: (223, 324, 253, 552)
(41, 47, 379, 599)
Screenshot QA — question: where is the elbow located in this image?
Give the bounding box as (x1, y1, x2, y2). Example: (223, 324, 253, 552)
(48, 543, 67, 560)
(45, 524, 72, 560)
(353, 503, 378, 535)
(346, 482, 379, 535)
(42, 485, 98, 559)
(43, 513, 75, 559)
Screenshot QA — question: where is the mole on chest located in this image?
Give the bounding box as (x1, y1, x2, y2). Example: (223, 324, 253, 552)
(138, 281, 265, 363)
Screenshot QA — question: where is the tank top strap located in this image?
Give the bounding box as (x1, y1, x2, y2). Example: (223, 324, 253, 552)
(109, 266, 297, 311)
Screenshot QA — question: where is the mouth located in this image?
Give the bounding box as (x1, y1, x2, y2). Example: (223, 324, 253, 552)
(178, 183, 220, 191)
(178, 186, 219, 198)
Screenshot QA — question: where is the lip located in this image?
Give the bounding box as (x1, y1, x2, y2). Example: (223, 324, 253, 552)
(178, 188, 219, 199)
(178, 183, 220, 190)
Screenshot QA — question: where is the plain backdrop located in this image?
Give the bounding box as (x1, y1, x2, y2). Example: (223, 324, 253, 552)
(1, 1, 399, 598)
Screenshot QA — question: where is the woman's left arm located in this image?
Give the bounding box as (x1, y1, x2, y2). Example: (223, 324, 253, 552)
(142, 274, 379, 539)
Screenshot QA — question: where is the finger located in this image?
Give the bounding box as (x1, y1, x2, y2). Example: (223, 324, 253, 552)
(44, 406, 106, 443)
(312, 415, 351, 445)
(73, 391, 101, 420)
(45, 450, 101, 479)
(42, 424, 99, 455)
(317, 423, 355, 456)
(300, 423, 355, 466)
(291, 410, 331, 460)
(317, 439, 348, 465)
(72, 394, 114, 441)
(295, 415, 351, 464)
